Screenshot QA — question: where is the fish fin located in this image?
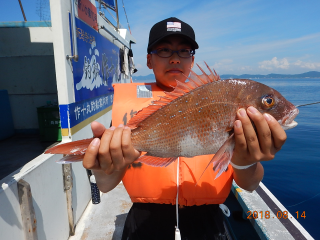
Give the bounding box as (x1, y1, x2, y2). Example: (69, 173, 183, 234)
(56, 154, 85, 164)
(196, 134, 234, 185)
(176, 80, 193, 91)
(204, 62, 220, 81)
(189, 69, 205, 86)
(127, 64, 220, 128)
(127, 105, 163, 128)
(187, 63, 220, 87)
(196, 63, 212, 84)
(45, 138, 93, 155)
(137, 154, 178, 167)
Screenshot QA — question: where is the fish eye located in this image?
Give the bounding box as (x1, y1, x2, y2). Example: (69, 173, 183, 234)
(262, 95, 275, 108)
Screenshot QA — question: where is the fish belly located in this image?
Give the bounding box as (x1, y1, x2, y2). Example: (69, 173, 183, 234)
(131, 86, 237, 158)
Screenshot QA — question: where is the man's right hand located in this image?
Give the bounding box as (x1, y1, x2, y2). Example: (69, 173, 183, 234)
(82, 121, 140, 192)
(83, 121, 140, 174)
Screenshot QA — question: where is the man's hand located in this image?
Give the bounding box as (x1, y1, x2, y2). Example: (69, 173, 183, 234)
(82, 121, 140, 193)
(232, 106, 287, 166)
(83, 121, 140, 173)
(231, 106, 287, 191)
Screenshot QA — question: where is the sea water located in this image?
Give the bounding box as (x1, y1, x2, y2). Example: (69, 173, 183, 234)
(257, 78, 320, 239)
(137, 77, 320, 238)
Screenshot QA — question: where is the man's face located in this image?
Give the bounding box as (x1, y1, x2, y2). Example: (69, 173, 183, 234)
(147, 35, 195, 91)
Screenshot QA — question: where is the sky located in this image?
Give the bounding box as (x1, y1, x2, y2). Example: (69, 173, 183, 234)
(1, 0, 320, 76)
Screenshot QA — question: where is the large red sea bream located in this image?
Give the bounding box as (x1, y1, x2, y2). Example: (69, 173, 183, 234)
(45, 63, 299, 178)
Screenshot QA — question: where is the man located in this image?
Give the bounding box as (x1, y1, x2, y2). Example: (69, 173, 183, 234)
(83, 17, 286, 239)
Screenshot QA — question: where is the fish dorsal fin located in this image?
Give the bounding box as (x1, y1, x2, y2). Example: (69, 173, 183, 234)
(127, 62, 220, 128)
(204, 62, 219, 81)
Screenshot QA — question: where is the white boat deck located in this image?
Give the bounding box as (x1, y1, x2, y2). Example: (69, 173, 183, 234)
(69, 181, 315, 240)
(69, 182, 132, 240)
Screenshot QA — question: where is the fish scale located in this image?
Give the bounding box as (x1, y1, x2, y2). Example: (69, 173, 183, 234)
(44, 65, 299, 179)
(130, 80, 240, 158)
(126, 74, 298, 178)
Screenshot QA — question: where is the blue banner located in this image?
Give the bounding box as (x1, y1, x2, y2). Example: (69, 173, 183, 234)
(60, 92, 113, 129)
(101, 0, 116, 10)
(73, 17, 120, 102)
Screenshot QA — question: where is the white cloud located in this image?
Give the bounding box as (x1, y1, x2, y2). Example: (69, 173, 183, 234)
(259, 57, 290, 70)
(135, 63, 143, 69)
(195, 60, 253, 75)
(122, 1, 320, 75)
(196, 59, 234, 74)
(258, 57, 320, 72)
(293, 60, 320, 69)
(239, 66, 253, 71)
(197, 32, 320, 66)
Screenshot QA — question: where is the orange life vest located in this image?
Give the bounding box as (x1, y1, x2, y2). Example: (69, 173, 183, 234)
(112, 82, 233, 206)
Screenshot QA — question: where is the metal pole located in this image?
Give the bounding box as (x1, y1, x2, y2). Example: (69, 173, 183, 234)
(114, 0, 120, 30)
(121, 0, 131, 34)
(68, 0, 79, 62)
(18, 0, 27, 21)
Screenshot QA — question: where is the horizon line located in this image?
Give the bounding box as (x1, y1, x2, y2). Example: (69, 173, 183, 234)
(134, 70, 320, 78)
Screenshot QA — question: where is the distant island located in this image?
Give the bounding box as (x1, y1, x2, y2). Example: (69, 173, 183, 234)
(132, 71, 320, 81)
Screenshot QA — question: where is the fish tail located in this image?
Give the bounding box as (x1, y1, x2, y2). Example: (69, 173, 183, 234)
(195, 134, 234, 185)
(56, 154, 85, 164)
(45, 138, 94, 155)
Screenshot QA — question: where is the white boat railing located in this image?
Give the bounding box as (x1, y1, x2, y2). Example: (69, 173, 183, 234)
(0, 153, 91, 240)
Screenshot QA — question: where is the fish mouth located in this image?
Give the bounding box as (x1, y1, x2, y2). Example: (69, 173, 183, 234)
(279, 108, 299, 130)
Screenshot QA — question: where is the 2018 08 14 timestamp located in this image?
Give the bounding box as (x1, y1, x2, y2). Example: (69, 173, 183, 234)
(247, 211, 306, 219)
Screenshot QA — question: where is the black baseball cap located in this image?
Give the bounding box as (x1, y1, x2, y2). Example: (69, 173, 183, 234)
(147, 17, 199, 53)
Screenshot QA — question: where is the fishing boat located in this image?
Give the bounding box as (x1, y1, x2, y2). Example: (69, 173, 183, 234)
(0, 0, 314, 239)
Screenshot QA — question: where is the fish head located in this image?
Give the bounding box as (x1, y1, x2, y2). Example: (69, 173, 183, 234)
(245, 81, 299, 130)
